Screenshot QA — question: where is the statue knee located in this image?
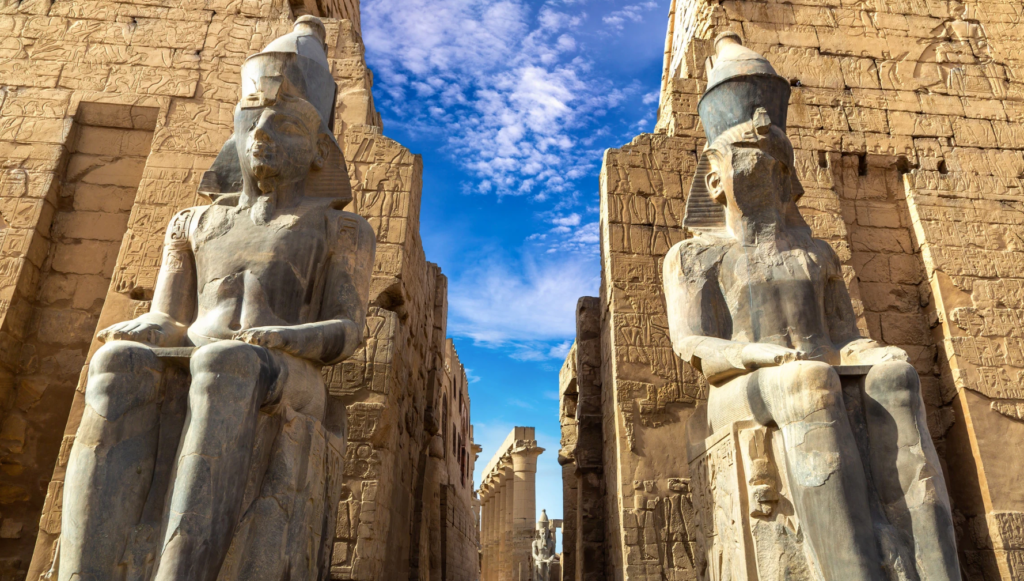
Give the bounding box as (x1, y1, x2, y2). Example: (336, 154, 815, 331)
(864, 361, 920, 411)
(774, 361, 844, 424)
(190, 341, 262, 402)
(86, 341, 162, 422)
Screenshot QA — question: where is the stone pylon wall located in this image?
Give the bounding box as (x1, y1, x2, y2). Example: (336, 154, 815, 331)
(0, 0, 480, 579)
(561, 0, 1024, 578)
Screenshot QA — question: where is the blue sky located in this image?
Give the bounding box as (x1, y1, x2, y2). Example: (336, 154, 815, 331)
(360, 0, 670, 534)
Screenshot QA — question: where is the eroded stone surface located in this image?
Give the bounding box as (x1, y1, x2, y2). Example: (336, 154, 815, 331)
(478, 428, 544, 581)
(0, 0, 480, 579)
(55, 17, 376, 581)
(558, 0, 1024, 576)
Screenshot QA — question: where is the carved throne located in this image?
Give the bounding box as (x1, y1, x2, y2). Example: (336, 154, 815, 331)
(686, 365, 915, 581)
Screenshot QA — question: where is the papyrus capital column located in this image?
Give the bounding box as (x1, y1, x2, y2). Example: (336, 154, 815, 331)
(510, 441, 544, 581)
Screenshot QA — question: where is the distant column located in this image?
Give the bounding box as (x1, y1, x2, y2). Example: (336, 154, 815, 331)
(511, 441, 544, 581)
(480, 484, 490, 581)
(501, 459, 515, 581)
(488, 479, 499, 581)
(492, 475, 505, 581)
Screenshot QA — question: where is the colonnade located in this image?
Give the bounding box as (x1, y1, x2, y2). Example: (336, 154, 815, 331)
(477, 427, 544, 581)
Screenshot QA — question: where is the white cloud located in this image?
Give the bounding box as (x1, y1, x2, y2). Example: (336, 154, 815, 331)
(602, 1, 659, 30)
(548, 340, 573, 359)
(447, 251, 599, 359)
(465, 368, 482, 383)
(642, 90, 660, 105)
(363, 0, 634, 200)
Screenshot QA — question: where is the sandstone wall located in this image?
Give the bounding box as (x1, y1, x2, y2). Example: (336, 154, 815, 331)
(0, 0, 478, 578)
(561, 0, 1024, 577)
(557, 342, 578, 581)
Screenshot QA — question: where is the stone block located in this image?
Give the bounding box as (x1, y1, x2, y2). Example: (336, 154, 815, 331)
(53, 212, 129, 241)
(51, 239, 116, 275)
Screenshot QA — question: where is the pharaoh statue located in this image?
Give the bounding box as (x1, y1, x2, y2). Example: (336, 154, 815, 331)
(532, 510, 558, 581)
(56, 16, 375, 581)
(664, 33, 959, 581)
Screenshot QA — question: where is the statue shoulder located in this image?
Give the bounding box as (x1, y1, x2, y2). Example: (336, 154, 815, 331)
(165, 205, 210, 245)
(328, 209, 376, 254)
(665, 234, 732, 278)
(809, 237, 843, 275)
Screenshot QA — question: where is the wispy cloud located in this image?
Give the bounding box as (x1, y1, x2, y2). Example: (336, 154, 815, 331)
(447, 251, 598, 359)
(363, 0, 636, 200)
(602, 1, 659, 30)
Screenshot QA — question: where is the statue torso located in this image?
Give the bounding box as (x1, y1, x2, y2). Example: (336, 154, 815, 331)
(718, 232, 839, 364)
(187, 201, 331, 345)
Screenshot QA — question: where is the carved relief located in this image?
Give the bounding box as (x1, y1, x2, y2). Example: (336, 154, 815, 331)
(324, 306, 396, 398)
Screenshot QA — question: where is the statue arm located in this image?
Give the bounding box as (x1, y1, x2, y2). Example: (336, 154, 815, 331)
(314, 213, 375, 364)
(234, 213, 374, 364)
(664, 240, 743, 382)
(97, 206, 203, 346)
(246, 212, 374, 365)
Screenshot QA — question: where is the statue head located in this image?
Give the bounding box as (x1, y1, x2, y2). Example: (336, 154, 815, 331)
(684, 33, 805, 236)
(703, 109, 800, 228)
(200, 16, 352, 207)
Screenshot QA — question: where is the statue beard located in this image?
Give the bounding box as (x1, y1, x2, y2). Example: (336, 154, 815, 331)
(249, 158, 279, 225)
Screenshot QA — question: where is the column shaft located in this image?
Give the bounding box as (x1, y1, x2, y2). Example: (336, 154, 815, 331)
(510, 447, 542, 581)
(502, 468, 515, 581)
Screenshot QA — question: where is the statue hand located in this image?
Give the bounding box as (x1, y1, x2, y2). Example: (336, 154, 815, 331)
(741, 343, 805, 370)
(848, 345, 909, 364)
(97, 320, 167, 346)
(233, 326, 300, 353)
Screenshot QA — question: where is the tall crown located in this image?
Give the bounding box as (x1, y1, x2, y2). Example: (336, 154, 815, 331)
(697, 32, 790, 144)
(240, 15, 337, 128)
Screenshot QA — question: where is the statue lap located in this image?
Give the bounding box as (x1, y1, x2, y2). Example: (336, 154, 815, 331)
(70, 339, 342, 581)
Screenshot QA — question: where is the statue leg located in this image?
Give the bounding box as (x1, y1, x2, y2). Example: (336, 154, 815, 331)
(60, 341, 163, 581)
(862, 361, 960, 581)
(153, 341, 273, 581)
(757, 361, 885, 581)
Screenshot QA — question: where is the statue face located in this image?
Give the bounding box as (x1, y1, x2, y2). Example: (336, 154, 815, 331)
(235, 95, 328, 187)
(706, 140, 794, 223)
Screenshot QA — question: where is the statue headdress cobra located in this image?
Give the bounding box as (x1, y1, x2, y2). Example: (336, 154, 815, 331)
(683, 32, 801, 232)
(199, 16, 352, 206)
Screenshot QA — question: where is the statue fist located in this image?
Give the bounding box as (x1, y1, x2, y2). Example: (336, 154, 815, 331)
(98, 320, 167, 346)
(741, 343, 805, 369)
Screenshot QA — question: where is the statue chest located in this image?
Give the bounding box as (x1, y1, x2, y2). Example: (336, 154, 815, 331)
(191, 205, 329, 326)
(720, 245, 830, 346)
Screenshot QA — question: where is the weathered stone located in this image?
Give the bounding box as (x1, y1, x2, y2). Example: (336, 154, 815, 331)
(0, 3, 479, 580)
(558, 0, 1024, 573)
(478, 428, 543, 581)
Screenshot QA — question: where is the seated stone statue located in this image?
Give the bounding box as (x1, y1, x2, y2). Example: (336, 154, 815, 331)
(57, 17, 375, 581)
(532, 510, 557, 581)
(664, 33, 959, 581)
